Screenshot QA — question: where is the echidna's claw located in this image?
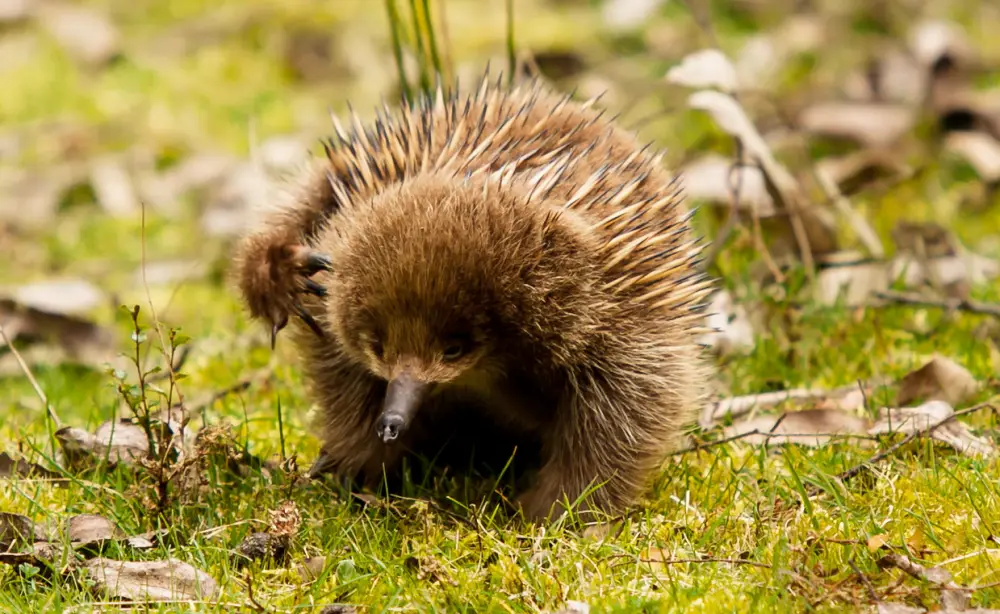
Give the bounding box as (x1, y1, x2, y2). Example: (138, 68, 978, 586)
(303, 279, 327, 297)
(293, 302, 326, 339)
(271, 314, 289, 350)
(301, 251, 333, 275)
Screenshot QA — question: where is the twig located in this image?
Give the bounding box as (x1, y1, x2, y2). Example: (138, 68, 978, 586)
(837, 397, 997, 483)
(0, 323, 63, 429)
(872, 290, 1000, 318)
(674, 429, 880, 456)
(635, 557, 771, 569)
(849, 558, 879, 602)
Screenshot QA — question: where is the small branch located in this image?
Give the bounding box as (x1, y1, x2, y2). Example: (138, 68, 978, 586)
(673, 429, 879, 456)
(637, 557, 771, 569)
(849, 558, 879, 602)
(0, 323, 63, 429)
(872, 290, 1000, 318)
(836, 397, 997, 483)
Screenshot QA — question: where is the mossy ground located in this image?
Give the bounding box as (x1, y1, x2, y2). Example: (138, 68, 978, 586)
(2, 0, 1000, 612)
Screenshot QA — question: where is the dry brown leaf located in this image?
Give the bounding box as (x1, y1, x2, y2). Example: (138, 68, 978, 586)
(67, 514, 124, 547)
(909, 20, 975, 69)
(689, 90, 839, 258)
(37, 2, 121, 66)
(0, 452, 64, 482)
(55, 419, 150, 467)
(89, 157, 138, 217)
(297, 555, 328, 581)
(0, 297, 117, 371)
(867, 534, 889, 552)
(666, 49, 739, 93)
(843, 46, 926, 105)
(84, 557, 219, 601)
(8, 279, 104, 316)
(815, 149, 911, 196)
(0, 512, 44, 550)
(945, 131, 1000, 183)
(816, 258, 890, 306)
(602, 0, 665, 31)
(798, 102, 915, 147)
(869, 401, 995, 458)
(897, 356, 979, 407)
(680, 154, 776, 214)
(722, 409, 870, 447)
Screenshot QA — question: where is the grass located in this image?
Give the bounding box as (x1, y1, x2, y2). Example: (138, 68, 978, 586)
(3, 0, 1000, 612)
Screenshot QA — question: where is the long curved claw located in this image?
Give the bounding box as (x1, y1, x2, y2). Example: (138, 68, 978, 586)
(303, 279, 327, 297)
(271, 314, 289, 350)
(301, 251, 333, 275)
(293, 302, 326, 339)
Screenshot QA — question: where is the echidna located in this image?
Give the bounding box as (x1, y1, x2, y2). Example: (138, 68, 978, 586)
(232, 71, 714, 521)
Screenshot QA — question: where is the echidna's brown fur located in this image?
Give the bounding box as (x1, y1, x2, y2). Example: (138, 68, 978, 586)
(232, 71, 715, 521)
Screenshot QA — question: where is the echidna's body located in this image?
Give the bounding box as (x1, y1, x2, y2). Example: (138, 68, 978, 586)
(233, 73, 713, 521)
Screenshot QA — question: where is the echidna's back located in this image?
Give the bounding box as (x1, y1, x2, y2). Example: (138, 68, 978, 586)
(325, 74, 708, 320)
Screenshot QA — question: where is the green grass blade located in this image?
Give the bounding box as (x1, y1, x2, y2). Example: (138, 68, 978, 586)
(385, 0, 412, 102)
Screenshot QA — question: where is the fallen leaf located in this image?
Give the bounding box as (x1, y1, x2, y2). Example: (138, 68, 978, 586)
(55, 419, 150, 468)
(666, 49, 739, 93)
(84, 557, 219, 601)
(689, 90, 839, 257)
(897, 356, 979, 407)
(877, 604, 926, 614)
(68, 514, 124, 547)
(869, 401, 995, 458)
(798, 102, 915, 147)
(816, 258, 890, 306)
(601, 0, 666, 31)
(297, 555, 327, 581)
(815, 149, 911, 197)
(909, 20, 975, 69)
(867, 533, 889, 552)
(37, 2, 121, 67)
(0, 452, 64, 482)
(88, 157, 138, 217)
(843, 46, 926, 105)
(0, 297, 117, 372)
(8, 279, 104, 316)
(723, 409, 869, 447)
(944, 131, 1000, 183)
(0, 512, 43, 550)
(680, 154, 775, 215)
(0, 164, 87, 228)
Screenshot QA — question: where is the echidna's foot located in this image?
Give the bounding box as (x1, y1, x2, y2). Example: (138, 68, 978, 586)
(242, 241, 332, 347)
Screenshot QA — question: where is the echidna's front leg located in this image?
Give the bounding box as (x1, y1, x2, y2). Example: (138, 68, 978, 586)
(517, 387, 649, 522)
(234, 237, 332, 347)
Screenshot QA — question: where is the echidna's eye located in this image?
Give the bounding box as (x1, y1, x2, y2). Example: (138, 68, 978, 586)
(441, 340, 466, 362)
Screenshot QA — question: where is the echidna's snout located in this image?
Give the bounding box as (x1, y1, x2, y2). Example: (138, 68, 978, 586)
(377, 371, 430, 443)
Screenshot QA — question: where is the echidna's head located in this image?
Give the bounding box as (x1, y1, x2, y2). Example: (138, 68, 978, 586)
(321, 173, 583, 443)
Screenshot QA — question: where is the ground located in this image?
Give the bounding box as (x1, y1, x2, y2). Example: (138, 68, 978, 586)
(2, 0, 1000, 612)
